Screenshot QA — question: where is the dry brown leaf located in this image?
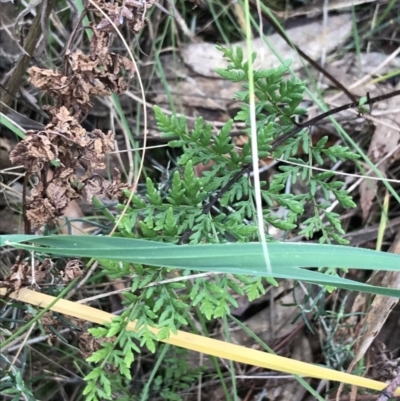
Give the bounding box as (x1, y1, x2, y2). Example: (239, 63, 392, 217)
(227, 285, 312, 401)
(89, 0, 155, 34)
(181, 14, 352, 78)
(156, 14, 352, 113)
(0, 258, 53, 292)
(79, 331, 102, 359)
(10, 105, 123, 229)
(369, 340, 400, 381)
(319, 54, 400, 222)
(360, 82, 400, 220)
(273, 0, 380, 18)
(28, 66, 70, 95)
(359, 172, 378, 223)
(338, 231, 400, 400)
(152, 57, 239, 110)
(63, 260, 83, 282)
(79, 331, 117, 361)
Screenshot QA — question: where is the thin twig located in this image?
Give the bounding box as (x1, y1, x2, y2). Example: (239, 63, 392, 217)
(257, 5, 357, 103)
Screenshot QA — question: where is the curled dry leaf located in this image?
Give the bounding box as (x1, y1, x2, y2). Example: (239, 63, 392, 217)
(82, 176, 104, 204)
(11, 132, 57, 171)
(27, 311, 60, 345)
(89, 0, 156, 34)
(8, 0, 151, 235)
(63, 260, 84, 282)
(102, 167, 127, 200)
(369, 340, 400, 382)
(28, 26, 136, 118)
(37, 311, 58, 327)
(84, 129, 115, 170)
(0, 261, 30, 292)
(0, 258, 53, 293)
(82, 168, 127, 203)
(79, 331, 102, 359)
(27, 186, 69, 228)
(79, 331, 117, 359)
(28, 67, 69, 96)
(10, 106, 125, 229)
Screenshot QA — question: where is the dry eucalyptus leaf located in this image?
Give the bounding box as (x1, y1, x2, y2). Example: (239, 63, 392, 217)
(359, 172, 379, 222)
(152, 53, 241, 110)
(319, 54, 400, 221)
(273, 0, 380, 18)
(181, 14, 352, 78)
(340, 231, 400, 400)
(156, 14, 352, 113)
(360, 82, 400, 220)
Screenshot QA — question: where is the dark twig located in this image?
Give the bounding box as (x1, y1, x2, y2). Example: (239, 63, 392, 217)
(0, 0, 56, 113)
(257, 5, 357, 104)
(23, 172, 31, 234)
(376, 372, 400, 401)
(61, 9, 88, 60)
(178, 89, 400, 244)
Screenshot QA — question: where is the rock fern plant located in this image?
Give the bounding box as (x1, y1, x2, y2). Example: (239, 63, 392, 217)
(83, 46, 359, 401)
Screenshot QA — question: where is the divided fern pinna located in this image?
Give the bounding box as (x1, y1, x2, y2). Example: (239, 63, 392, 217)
(120, 46, 358, 245)
(84, 46, 360, 400)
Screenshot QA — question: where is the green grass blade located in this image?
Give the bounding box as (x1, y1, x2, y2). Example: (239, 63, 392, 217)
(0, 113, 26, 139)
(2, 235, 400, 297)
